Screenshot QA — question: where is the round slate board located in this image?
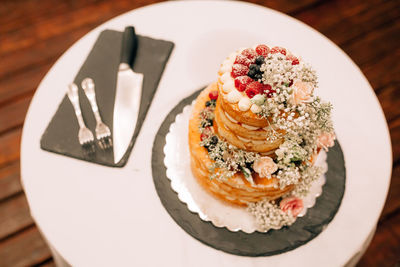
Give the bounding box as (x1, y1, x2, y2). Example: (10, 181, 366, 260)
(151, 89, 346, 257)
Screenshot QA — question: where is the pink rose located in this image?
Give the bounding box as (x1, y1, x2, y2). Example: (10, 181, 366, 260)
(280, 197, 303, 217)
(253, 156, 278, 178)
(317, 132, 336, 151)
(292, 80, 313, 105)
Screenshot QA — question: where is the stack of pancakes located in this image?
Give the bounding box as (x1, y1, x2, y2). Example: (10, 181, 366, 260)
(188, 83, 293, 206)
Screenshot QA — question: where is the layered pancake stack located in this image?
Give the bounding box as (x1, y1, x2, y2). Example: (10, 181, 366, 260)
(188, 84, 294, 206)
(188, 45, 335, 210)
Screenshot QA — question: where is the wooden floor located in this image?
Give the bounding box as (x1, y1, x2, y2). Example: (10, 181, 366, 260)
(0, 0, 399, 266)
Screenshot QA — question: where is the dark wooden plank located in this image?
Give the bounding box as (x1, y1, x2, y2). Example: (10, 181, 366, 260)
(377, 83, 400, 123)
(295, 0, 400, 45)
(38, 259, 56, 267)
(0, 129, 21, 167)
(343, 21, 400, 68)
(0, 63, 50, 106)
(0, 0, 162, 80)
(248, 0, 323, 14)
(0, 95, 32, 134)
(0, 0, 149, 55)
(358, 212, 400, 266)
(389, 117, 400, 164)
(381, 164, 400, 218)
(0, 194, 34, 240)
(0, 0, 103, 35)
(362, 48, 400, 91)
(0, 226, 52, 267)
(0, 161, 22, 201)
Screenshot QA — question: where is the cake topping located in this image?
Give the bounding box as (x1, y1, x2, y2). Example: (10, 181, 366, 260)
(250, 104, 262, 114)
(241, 48, 257, 60)
(234, 54, 252, 66)
(245, 81, 263, 98)
(238, 97, 251, 111)
(255, 44, 270, 57)
(208, 90, 219, 100)
(220, 72, 231, 83)
(251, 94, 265, 106)
(253, 156, 278, 178)
(291, 80, 313, 105)
(231, 64, 249, 78)
(270, 46, 287, 55)
(234, 76, 252, 92)
(227, 90, 242, 103)
(279, 196, 303, 217)
(317, 132, 336, 151)
(222, 80, 234, 93)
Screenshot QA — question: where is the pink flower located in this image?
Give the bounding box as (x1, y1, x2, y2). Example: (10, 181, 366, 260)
(253, 156, 278, 178)
(292, 80, 313, 105)
(280, 197, 303, 217)
(317, 132, 336, 151)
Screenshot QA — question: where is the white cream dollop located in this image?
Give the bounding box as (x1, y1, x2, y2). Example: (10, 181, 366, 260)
(220, 72, 231, 84)
(241, 123, 259, 130)
(238, 97, 251, 111)
(222, 80, 235, 93)
(250, 104, 262, 114)
(227, 90, 242, 103)
(237, 136, 251, 142)
(224, 111, 238, 123)
(220, 60, 232, 73)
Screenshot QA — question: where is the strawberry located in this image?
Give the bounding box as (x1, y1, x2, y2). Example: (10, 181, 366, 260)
(241, 48, 257, 60)
(261, 84, 272, 94)
(255, 45, 270, 56)
(231, 64, 249, 78)
(234, 76, 253, 92)
(270, 46, 287, 55)
(286, 54, 299, 65)
(208, 90, 219, 100)
(200, 126, 213, 141)
(245, 81, 263, 98)
(234, 54, 252, 66)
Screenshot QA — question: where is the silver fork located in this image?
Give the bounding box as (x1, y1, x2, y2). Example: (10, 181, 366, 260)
(67, 83, 95, 147)
(81, 78, 112, 149)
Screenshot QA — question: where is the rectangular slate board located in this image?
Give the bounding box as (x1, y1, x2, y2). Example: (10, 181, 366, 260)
(40, 29, 174, 167)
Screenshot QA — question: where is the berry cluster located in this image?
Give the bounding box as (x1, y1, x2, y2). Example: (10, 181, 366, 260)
(231, 45, 289, 99)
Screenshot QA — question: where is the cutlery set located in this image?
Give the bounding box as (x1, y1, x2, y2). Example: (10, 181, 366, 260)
(68, 79, 112, 149)
(67, 26, 143, 162)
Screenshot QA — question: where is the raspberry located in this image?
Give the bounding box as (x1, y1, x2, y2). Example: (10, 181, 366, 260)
(200, 126, 212, 141)
(286, 54, 299, 65)
(231, 64, 249, 78)
(261, 84, 272, 94)
(270, 46, 287, 55)
(200, 132, 207, 141)
(241, 48, 257, 60)
(239, 84, 247, 92)
(292, 58, 299, 65)
(234, 54, 252, 66)
(234, 76, 253, 91)
(255, 45, 270, 56)
(245, 81, 263, 98)
(208, 90, 219, 100)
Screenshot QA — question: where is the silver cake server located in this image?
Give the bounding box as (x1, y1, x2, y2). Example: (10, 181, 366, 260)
(112, 26, 143, 164)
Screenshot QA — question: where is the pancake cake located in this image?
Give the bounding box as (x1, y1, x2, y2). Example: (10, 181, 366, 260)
(188, 44, 335, 230)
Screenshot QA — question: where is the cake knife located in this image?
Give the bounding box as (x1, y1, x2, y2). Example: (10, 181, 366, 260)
(112, 26, 143, 164)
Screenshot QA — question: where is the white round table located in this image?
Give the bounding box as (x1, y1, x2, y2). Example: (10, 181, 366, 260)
(21, 1, 392, 266)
